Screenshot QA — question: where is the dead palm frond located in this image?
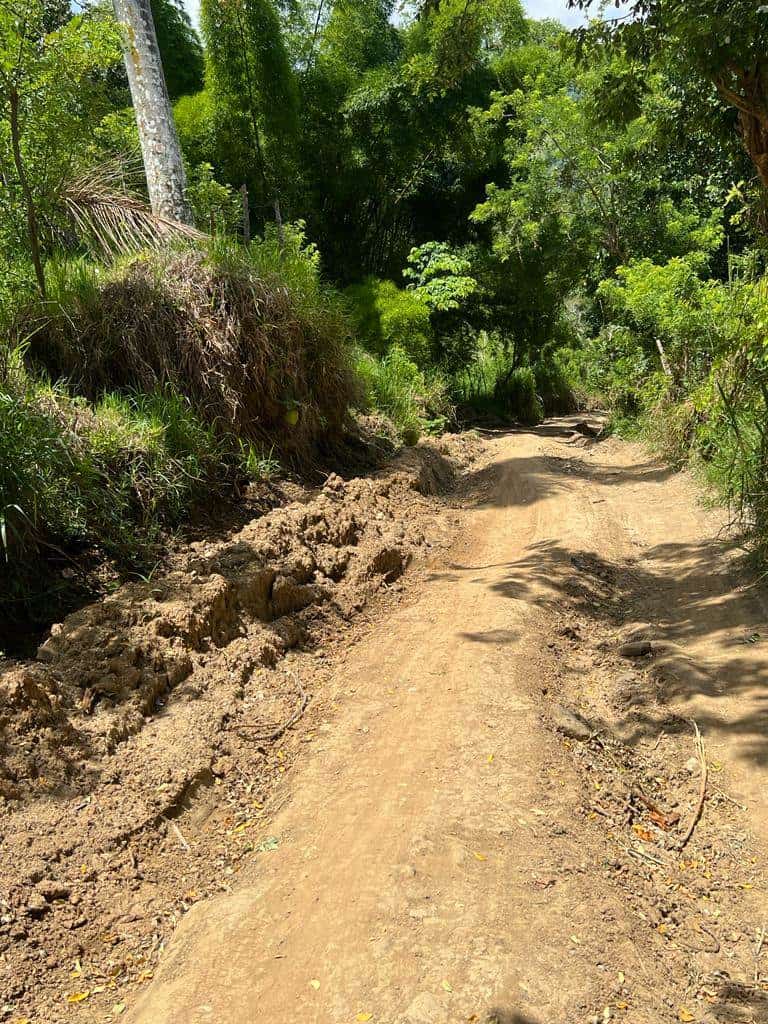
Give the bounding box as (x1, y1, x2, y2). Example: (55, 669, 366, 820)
(59, 161, 203, 260)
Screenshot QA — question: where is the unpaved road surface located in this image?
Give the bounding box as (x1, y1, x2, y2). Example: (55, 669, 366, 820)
(125, 419, 768, 1024)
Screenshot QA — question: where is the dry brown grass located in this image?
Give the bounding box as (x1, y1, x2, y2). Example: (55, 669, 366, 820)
(18, 247, 359, 458)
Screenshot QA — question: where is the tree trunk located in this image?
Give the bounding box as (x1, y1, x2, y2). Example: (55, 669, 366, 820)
(737, 107, 768, 188)
(8, 89, 46, 297)
(112, 0, 193, 224)
(716, 69, 768, 189)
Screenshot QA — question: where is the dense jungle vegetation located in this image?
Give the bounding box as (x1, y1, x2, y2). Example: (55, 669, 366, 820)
(2, 0, 768, 632)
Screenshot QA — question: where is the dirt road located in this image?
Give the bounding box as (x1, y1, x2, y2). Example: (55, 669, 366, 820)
(128, 419, 768, 1024)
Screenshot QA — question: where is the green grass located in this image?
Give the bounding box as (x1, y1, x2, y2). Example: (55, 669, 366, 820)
(354, 345, 451, 445)
(0, 346, 248, 627)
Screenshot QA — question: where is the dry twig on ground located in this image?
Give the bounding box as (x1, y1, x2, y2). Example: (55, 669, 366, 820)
(678, 721, 707, 851)
(241, 672, 310, 743)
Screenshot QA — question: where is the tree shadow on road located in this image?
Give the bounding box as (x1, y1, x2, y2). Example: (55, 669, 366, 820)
(449, 533, 768, 767)
(460, 451, 678, 511)
(482, 1011, 542, 1024)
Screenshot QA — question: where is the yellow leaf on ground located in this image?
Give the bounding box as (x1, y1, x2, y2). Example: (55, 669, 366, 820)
(356, 1014, 373, 1022)
(487, 754, 494, 763)
(473, 852, 487, 862)
(632, 824, 654, 842)
(66, 991, 90, 1003)
(441, 980, 453, 992)
(113, 1004, 126, 1016)
(678, 1009, 695, 1022)
(310, 979, 321, 990)
(616, 1001, 628, 1010)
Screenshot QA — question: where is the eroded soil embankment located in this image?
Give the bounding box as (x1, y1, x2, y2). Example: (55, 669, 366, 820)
(0, 434, 482, 1023)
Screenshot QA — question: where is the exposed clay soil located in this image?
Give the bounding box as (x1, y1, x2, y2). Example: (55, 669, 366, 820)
(3, 419, 768, 1024)
(0, 435, 482, 1023)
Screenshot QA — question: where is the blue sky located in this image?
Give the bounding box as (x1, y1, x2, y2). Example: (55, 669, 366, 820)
(522, 1, 587, 27)
(183, 0, 591, 33)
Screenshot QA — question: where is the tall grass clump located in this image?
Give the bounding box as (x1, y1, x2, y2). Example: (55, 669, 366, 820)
(14, 226, 358, 460)
(355, 346, 451, 446)
(0, 344, 241, 630)
(533, 346, 582, 414)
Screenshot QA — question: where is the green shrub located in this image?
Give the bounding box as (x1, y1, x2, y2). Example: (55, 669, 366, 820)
(345, 277, 433, 368)
(450, 332, 550, 424)
(581, 326, 651, 416)
(450, 331, 512, 413)
(533, 346, 581, 414)
(590, 254, 768, 560)
(355, 346, 451, 445)
(495, 366, 544, 425)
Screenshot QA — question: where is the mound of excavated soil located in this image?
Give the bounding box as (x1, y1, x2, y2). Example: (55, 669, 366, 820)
(0, 435, 482, 1023)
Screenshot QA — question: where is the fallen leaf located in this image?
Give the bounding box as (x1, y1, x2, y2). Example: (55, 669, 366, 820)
(487, 754, 494, 763)
(66, 991, 90, 1003)
(113, 1004, 126, 1016)
(473, 852, 487, 862)
(569, 934, 580, 945)
(441, 980, 453, 992)
(231, 820, 253, 835)
(632, 823, 654, 843)
(310, 979, 321, 990)
(678, 1010, 695, 1022)
(616, 1001, 628, 1010)
(618, 971, 625, 984)
(356, 1014, 373, 1022)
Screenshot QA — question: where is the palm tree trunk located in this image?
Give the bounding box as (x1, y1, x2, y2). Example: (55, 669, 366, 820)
(112, 0, 193, 225)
